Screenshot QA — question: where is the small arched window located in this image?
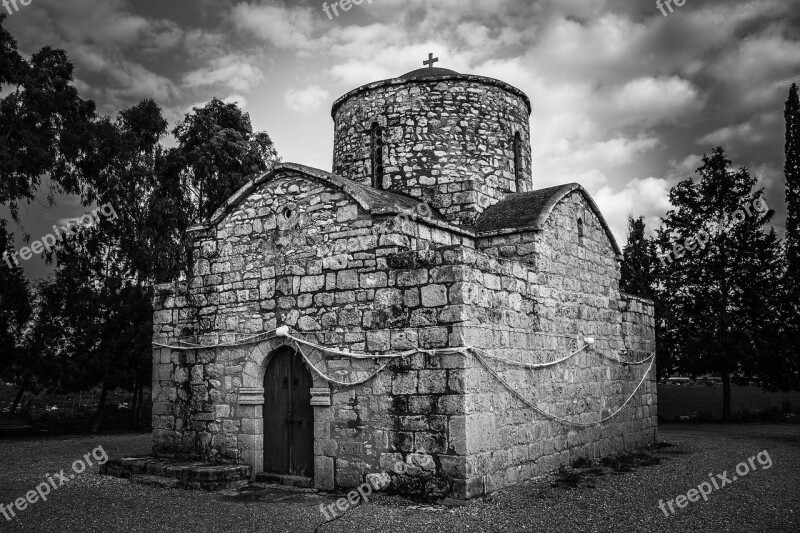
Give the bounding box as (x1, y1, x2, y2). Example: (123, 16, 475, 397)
(577, 218, 585, 245)
(513, 131, 523, 192)
(371, 122, 385, 189)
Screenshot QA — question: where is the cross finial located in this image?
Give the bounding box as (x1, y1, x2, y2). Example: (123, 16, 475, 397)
(423, 53, 439, 68)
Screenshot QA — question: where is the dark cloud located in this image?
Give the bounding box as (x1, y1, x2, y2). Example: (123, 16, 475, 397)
(2, 0, 798, 279)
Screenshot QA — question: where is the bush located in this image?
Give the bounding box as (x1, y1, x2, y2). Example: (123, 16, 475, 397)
(697, 412, 715, 423)
(756, 407, 782, 422)
(571, 457, 592, 469)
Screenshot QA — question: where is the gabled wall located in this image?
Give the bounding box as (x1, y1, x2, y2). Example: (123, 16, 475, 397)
(151, 170, 656, 500)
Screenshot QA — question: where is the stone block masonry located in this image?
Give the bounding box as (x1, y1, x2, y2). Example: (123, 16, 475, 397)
(332, 72, 532, 227)
(151, 64, 655, 501)
(151, 163, 656, 500)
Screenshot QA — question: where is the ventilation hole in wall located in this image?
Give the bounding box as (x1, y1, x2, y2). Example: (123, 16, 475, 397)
(282, 208, 293, 221)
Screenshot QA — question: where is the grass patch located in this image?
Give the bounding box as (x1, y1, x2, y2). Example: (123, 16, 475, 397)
(550, 442, 680, 489)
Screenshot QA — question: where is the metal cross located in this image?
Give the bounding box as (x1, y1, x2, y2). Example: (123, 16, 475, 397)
(423, 53, 439, 68)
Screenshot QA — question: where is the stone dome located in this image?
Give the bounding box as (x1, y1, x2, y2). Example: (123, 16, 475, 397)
(331, 66, 533, 226)
(399, 67, 460, 81)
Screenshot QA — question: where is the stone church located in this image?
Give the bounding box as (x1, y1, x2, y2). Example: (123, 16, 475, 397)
(151, 59, 657, 500)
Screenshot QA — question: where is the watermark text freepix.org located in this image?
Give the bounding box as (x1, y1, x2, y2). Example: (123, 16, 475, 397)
(322, 0, 373, 20)
(0, 445, 108, 521)
(319, 450, 434, 522)
(659, 197, 768, 267)
(2, 0, 33, 16)
(2, 203, 118, 268)
(656, 0, 688, 17)
(658, 449, 772, 517)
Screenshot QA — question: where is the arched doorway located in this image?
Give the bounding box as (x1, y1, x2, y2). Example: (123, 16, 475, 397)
(263, 346, 314, 477)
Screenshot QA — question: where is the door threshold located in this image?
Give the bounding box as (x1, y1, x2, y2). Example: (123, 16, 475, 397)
(256, 472, 313, 488)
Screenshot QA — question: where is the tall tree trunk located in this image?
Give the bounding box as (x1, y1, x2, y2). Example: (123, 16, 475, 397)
(138, 385, 145, 428)
(92, 381, 109, 433)
(131, 383, 144, 430)
(721, 370, 731, 422)
(130, 383, 139, 430)
(9, 376, 29, 414)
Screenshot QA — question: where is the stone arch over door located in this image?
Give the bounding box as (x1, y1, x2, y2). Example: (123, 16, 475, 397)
(237, 337, 333, 489)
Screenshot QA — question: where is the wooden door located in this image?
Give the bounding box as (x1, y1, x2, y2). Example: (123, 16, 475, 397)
(263, 348, 314, 477)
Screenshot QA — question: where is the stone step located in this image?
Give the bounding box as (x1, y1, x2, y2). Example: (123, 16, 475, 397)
(102, 457, 252, 491)
(129, 474, 183, 489)
(255, 472, 313, 488)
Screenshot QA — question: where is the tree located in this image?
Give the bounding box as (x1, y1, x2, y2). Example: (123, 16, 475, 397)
(0, 15, 97, 224)
(785, 83, 800, 279)
(78, 100, 172, 428)
(84, 99, 185, 282)
(618, 215, 671, 379)
(1, 16, 280, 428)
(170, 98, 279, 224)
(655, 147, 784, 421)
(775, 83, 800, 396)
(1, 14, 102, 419)
(619, 215, 656, 300)
(36, 97, 280, 428)
(34, 100, 170, 430)
(31, 221, 154, 431)
(0, 221, 32, 413)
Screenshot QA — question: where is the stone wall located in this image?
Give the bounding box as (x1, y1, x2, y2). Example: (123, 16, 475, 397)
(151, 167, 657, 500)
(152, 245, 483, 497)
(332, 75, 532, 227)
(152, 169, 478, 494)
(453, 299, 656, 498)
(426, 190, 656, 497)
(476, 190, 626, 351)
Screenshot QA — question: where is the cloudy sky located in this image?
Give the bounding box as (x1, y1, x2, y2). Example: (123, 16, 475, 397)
(3, 0, 799, 279)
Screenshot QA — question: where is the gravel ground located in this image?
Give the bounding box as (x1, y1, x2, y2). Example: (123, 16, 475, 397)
(0, 424, 797, 533)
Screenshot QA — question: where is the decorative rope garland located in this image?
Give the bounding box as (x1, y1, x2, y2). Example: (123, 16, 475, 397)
(152, 326, 655, 426)
(473, 349, 656, 427)
(292, 339, 397, 386)
(153, 330, 277, 350)
(151, 325, 653, 352)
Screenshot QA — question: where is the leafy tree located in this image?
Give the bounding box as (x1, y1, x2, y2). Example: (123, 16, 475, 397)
(786, 83, 800, 279)
(0, 221, 32, 412)
(618, 215, 670, 379)
(775, 83, 800, 396)
(78, 100, 172, 427)
(84, 99, 186, 282)
(33, 100, 168, 429)
(0, 14, 102, 418)
(0, 15, 96, 223)
(1, 15, 279, 428)
(655, 147, 784, 421)
(32, 219, 153, 430)
(619, 215, 656, 300)
(170, 97, 279, 224)
(32, 97, 279, 428)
